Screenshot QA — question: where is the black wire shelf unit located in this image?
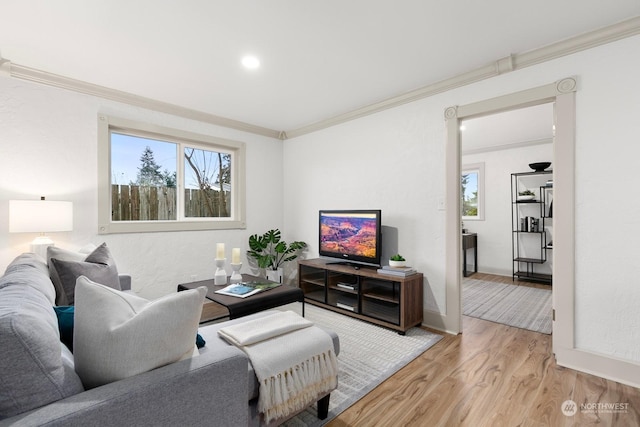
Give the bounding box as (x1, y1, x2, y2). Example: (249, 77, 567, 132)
(511, 170, 553, 285)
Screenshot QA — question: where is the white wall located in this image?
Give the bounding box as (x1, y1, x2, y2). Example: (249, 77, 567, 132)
(1, 33, 639, 365)
(283, 34, 640, 363)
(462, 142, 553, 276)
(0, 77, 283, 299)
(283, 101, 448, 312)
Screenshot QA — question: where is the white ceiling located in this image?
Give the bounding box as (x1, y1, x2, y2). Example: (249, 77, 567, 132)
(461, 103, 554, 151)
(1, 1, 639, 134)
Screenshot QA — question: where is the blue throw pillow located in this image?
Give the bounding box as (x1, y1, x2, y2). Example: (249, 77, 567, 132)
(196, 333, 206, 349)
(53, 306, 206, 351)
(53, 306, 75, 351)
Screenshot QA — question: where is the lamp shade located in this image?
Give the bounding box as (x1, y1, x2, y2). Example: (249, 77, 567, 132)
(9, 200, 73, 233)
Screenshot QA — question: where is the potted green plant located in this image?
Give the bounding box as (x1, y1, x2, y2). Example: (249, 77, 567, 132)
(389, 254, 406, 268)
(247, 229, 307, 283)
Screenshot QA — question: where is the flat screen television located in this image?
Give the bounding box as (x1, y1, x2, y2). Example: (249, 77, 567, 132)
(319, 209, 382, 267)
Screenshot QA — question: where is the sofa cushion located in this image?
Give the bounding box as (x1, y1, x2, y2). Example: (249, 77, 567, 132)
(0, 256, 84, 419)
(2, 253, 56, 305)
(73, 277, 206, 389)
(50, 243, 121, 305)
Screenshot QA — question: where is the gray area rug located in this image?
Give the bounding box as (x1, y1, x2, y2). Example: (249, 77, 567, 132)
(277, 302, 442, 426)
(462, 278, 552, 334)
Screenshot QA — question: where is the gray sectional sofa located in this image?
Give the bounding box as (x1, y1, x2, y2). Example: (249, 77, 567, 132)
(0, 253, 339, 426)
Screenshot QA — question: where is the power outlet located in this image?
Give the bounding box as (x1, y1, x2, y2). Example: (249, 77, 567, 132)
(437, 198, 446, 211)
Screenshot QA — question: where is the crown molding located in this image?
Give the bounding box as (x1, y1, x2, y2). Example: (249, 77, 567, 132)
(2, 16, 639, 141)
(516, 15, 640, 68)
(285, 16, 640, 139)
(462, 137, 553, 156)
(5, 62, 281, 140)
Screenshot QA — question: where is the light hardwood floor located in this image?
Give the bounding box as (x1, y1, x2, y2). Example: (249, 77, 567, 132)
(469, 271, 552, 289)
(326, 275, 640, 427)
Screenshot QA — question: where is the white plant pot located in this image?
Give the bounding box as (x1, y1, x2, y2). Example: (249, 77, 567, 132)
(389, 260, 406, 268)
(266, 268, 283, 283)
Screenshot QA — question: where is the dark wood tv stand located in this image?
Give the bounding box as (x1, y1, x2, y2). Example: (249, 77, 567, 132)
(298, 258, 423, 334)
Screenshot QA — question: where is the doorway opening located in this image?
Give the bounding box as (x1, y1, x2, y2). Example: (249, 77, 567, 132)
(460, 103, 554, 334)
(443, 77, 577, 358)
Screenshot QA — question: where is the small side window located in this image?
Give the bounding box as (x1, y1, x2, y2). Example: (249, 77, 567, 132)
(461, 163, 485, 221)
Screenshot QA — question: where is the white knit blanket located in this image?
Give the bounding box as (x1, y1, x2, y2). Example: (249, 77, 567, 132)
(218, 311, 338, 424)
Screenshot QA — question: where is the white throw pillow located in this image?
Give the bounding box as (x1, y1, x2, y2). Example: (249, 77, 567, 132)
(73, 276, 206, 389)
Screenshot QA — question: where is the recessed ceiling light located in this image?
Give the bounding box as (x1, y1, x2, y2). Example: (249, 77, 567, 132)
(241, 55, 260, 69)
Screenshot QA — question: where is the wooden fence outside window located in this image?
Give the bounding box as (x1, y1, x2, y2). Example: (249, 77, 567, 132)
(111, 185, 230, 220)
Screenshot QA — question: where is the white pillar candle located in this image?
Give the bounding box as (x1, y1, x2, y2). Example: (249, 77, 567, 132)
(216, 243, 225, 259)
(232, 247, 241, 264)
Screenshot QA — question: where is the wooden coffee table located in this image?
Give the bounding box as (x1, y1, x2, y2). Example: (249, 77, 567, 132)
(177, 274, 304, 323)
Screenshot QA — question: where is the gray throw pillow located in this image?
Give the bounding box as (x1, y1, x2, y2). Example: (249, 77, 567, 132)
(47, 246, 87, 305)
(50, 243, 121, 305)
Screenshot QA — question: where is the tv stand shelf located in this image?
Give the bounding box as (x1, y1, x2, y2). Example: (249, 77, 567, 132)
(298, 258, 423, 334)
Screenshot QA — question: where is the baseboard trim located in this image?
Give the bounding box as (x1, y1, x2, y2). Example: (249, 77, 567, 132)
(422, 309, 459, 335)
(426, 311, 640, 388)
(466, 268, 513, 278)
(555, 347, 640, 389)
(425, 308, 640, 388)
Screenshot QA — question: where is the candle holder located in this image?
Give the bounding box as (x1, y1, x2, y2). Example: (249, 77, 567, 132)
(230, 262, 242, 284)
(214, 258, 227, 285)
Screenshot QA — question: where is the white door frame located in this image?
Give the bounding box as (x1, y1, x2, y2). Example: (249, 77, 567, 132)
(444, 78, 640, 386)
(443, 77, 577, 355)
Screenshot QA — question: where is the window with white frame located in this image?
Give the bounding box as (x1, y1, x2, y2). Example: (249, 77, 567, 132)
(461, 162, 485, 221)
(98, 115, 246, 234)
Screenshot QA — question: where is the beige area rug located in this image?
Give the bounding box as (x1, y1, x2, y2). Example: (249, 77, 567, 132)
(462, 278, 552, 334)
(275, 302, 442, 426)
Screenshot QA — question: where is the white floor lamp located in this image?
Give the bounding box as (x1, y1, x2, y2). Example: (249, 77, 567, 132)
(9, 197, 73, 259)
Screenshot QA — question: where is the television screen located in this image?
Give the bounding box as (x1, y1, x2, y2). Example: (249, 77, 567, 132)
(319, 210, 382, 266)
